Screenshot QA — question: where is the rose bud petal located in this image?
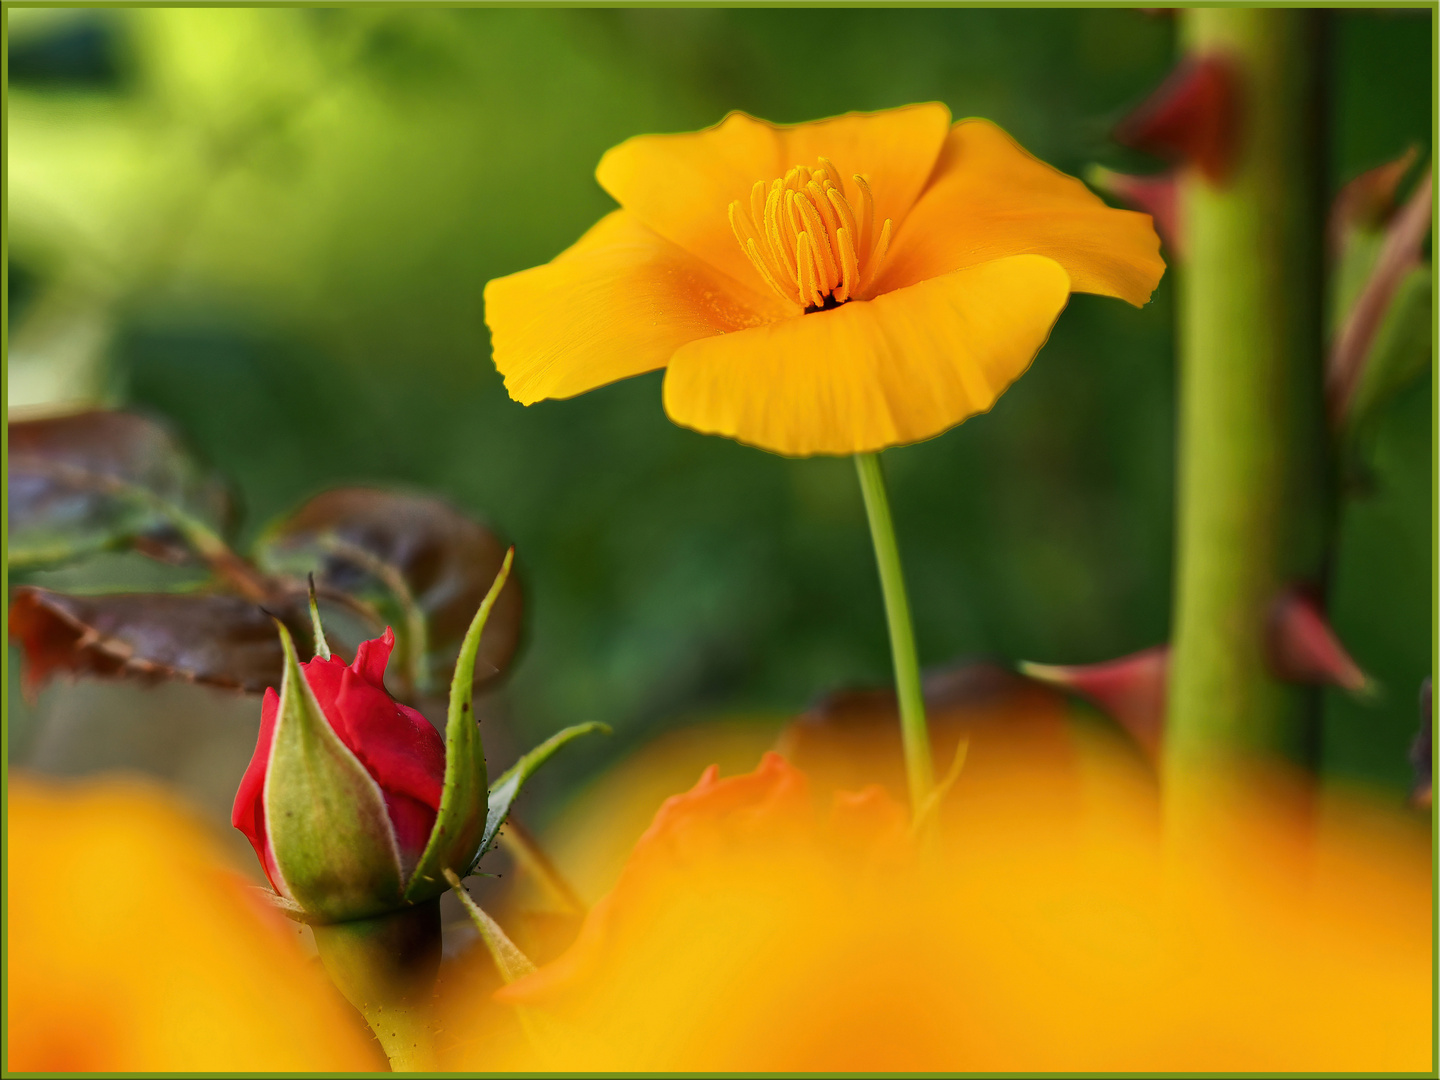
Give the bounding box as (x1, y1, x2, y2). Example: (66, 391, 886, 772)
(232, 624, 446, 922)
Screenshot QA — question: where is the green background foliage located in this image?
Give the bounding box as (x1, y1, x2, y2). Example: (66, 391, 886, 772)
(7, 7, 1431, 812)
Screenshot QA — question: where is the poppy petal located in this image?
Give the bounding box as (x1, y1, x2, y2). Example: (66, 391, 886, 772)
(596, 104, 953, 291)
(877, 120, 1165, 307)
(485, 211, 789, 405)
(662, 254, 1071, 456)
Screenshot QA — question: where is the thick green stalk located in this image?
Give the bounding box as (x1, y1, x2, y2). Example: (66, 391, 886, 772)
(1166, 10, 1330, 787)
(854, 452, 934, 816)
(311, 901, 442, 1071)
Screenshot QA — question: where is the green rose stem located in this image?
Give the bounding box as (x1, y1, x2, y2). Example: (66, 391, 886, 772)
(854, 451, 935, 818)
(1165, 9, 1329, 808)
(310, 902, 442, 1072)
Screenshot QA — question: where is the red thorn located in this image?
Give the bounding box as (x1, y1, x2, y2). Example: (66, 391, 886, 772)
(1019, 646, 1168, 762)
(1088, 167, 1181, 256)
(1115, 55, 1239, 184)
(1266, 587, 1371, 694)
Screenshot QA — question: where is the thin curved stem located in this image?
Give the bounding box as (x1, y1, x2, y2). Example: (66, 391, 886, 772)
(854, 452, 934, 817)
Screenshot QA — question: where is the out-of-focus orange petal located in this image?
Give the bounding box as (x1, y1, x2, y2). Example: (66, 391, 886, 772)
(661, 253, 1071, 456)
(484, 210, 790, 405)
(877, 119, 1166, 307)
(596, 104, 953, 290)
(497, 753, 813, 1004)
(6, 775, 380, 1072)
(447, 747, 1431, 1073)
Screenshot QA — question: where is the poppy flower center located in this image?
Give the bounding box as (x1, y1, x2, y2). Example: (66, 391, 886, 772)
(729, 157, 893, 312)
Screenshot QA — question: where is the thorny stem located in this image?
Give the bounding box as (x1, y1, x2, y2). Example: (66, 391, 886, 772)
(854, 452, 935, 819)
(1166, 8, 1330, 796)
(359, 1002, 437, 1073)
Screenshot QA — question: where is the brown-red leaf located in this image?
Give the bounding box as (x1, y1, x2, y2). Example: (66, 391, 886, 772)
(8, 586, 311, 698)
(253, 489, 522, 696)
(8, 410, 232, 570)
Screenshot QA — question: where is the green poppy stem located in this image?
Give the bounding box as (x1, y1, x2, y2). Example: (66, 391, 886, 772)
(854, 452, 934, 817)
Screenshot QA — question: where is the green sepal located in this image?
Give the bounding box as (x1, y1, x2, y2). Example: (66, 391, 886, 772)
(264, 622, 404, 922)
(404, 549, 513, 902)
(465, 720, 610, 877)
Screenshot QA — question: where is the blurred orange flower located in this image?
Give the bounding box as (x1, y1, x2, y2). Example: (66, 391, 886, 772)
(7, 775, 381, 1072)
(447, 749, 1431, 1072)
(485, 103, 1165, 456)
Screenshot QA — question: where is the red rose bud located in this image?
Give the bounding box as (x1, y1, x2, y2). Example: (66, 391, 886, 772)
(1327, 147, 1419, 258)
(233, 625, 446, 922)
(1018, 646, 1169, 762)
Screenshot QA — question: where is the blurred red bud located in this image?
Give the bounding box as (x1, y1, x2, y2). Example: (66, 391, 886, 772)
(1326, 167, 1433, 424)
(1116, 55, 1239, 183)
(1327, 147, 1420, 258)
(1266, 587, 1372, 695)
(1018, 646, 1168, 762)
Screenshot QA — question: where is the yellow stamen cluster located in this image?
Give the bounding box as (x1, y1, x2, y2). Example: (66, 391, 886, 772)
(729, 157, 892, 311)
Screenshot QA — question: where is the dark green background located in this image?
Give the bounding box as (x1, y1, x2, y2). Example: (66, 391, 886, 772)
(7, 8, 1432, 813)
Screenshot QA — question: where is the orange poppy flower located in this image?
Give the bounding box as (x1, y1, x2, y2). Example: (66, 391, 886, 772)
(485, 103, 1164, 456)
